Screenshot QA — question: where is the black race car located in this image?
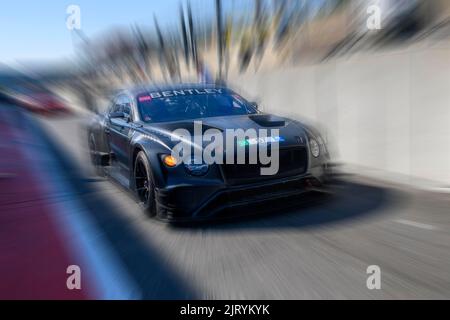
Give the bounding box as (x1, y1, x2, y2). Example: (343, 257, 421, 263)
(87, 84, 331, 222)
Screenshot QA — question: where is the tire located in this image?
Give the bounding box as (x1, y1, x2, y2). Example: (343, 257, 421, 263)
(89, 134, 105, 177)
(134, 151, 157, 217)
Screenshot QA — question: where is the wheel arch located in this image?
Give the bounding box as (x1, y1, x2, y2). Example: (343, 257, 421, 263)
(129, 141, 166, 189)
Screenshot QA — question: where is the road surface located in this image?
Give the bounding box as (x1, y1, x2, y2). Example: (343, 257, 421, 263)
(36, 115, 450, 299)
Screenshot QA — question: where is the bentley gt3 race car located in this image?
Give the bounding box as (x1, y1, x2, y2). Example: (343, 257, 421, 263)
(87, 84, 331, 222)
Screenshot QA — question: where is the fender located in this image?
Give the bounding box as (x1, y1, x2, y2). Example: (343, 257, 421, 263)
(129, 131, 173, 189)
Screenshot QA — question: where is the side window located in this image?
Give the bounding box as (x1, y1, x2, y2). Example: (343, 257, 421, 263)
(109, 95, 132, 119)
(121, 96, 132, 117)
(109, 97, 122, 115)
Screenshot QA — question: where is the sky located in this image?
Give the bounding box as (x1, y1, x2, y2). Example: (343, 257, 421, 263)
(0, 0, 248, 64)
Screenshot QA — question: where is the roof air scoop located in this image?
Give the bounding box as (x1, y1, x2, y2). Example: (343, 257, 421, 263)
(249, 115, 286, 127)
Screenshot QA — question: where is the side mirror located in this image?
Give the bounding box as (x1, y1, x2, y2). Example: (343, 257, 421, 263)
(250, 101, 259, 109)
(109, 111, 125, 119)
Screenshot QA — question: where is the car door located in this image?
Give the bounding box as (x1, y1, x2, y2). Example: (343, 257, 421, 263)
(106, 94, 133, 171)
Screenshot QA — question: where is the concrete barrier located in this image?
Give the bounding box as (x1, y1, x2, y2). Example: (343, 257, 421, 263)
(231, 43, 450, 186)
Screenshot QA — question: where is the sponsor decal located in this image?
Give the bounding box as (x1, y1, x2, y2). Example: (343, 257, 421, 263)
(238, 136, 285, 147)
(138, 95, 152, 102)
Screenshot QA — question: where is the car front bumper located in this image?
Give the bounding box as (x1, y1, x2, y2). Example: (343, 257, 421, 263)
(154, 165, 332, 222)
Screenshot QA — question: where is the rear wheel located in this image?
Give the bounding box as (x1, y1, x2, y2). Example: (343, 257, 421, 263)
(134, 151, 157, 217)
(89, 134, 105, 177)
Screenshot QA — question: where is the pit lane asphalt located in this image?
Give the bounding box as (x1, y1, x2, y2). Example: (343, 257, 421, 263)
(36, 114, 450, 299)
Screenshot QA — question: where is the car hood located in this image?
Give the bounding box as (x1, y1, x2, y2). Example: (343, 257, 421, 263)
(140, 114, 310, 149)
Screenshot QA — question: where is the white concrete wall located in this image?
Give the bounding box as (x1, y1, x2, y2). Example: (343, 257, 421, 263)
(231, 43, 450, 185)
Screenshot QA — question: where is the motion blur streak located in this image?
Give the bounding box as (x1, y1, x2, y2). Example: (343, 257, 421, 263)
(22, 111, 142, 299)
(0, 106, 140, 299)
(0, 106, 90, 299)
(1, 0, 450, 299)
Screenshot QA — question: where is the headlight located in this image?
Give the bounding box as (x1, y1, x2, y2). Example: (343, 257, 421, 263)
(162, 155, 178, 167)
(184, 162, 209, 176)
(309, 139, 320, 158)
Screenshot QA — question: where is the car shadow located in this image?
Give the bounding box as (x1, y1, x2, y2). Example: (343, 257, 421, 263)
(170, 179, 400, 231)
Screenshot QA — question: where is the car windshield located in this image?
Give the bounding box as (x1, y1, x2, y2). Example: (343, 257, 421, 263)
(137, 88, 257, 123)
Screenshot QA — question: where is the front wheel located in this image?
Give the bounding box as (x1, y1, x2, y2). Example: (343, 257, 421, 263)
(134, 151, 157, 217)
